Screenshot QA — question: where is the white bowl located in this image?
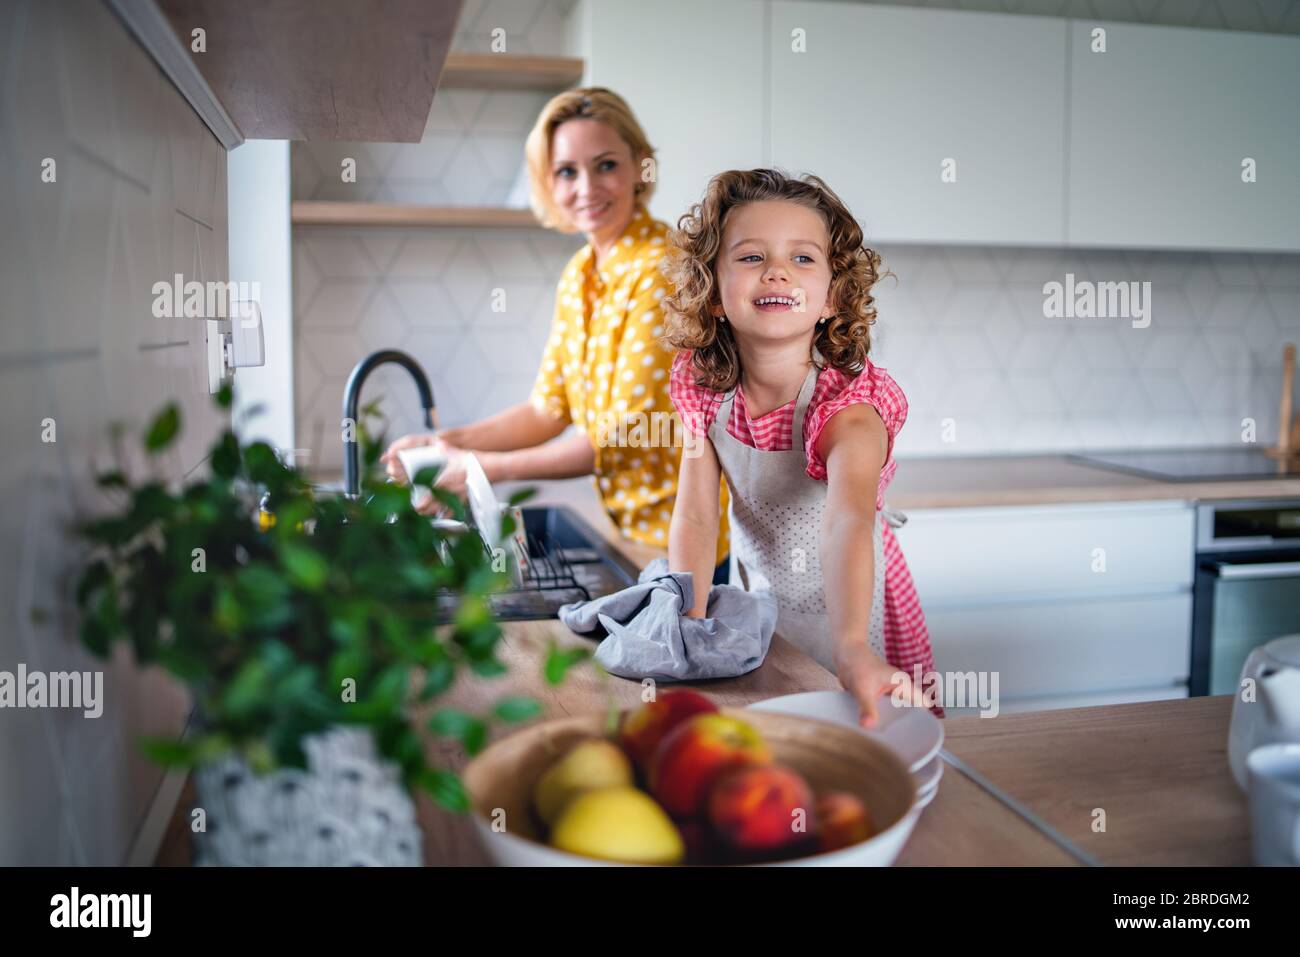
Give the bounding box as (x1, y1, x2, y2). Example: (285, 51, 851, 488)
(462, 707, 921, 867)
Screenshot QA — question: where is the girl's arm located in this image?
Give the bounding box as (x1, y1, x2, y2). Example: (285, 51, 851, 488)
(668, 429, 723, 618)
(817, 404, 923, 727)
(818, 403, 886, 654)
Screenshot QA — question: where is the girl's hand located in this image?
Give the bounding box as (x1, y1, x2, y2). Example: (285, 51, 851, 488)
(833, 642, 927, 730)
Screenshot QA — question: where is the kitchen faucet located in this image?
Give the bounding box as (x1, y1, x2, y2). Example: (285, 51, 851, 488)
(342, 349, 436, 498)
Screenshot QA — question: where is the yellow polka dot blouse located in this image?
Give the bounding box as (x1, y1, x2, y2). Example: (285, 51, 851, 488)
(530, 202, 731, 566)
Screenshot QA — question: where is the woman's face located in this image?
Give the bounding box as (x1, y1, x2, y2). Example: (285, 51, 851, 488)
(713, 200, 835, 346)
(549, 118, 641, 237)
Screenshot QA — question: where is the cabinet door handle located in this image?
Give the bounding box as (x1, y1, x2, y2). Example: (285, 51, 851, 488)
(1212, 560, 1300, 581)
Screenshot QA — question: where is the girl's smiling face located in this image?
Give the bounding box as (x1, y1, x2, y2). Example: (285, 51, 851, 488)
(713, 200, 835, 344)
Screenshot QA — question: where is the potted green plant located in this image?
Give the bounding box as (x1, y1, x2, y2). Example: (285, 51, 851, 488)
(73, 386, 589, 865)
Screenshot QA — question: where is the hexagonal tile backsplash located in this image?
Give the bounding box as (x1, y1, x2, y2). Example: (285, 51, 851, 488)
(3, 0, 228, 864)
(292, 0, 1300, 471)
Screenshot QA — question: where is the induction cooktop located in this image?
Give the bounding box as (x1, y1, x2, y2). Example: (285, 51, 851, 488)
(1067, 448, 1300, 482)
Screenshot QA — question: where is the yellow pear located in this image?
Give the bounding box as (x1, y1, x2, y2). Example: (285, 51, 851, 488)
(549, 787, 685, 865)
(533, 737, 634, 826)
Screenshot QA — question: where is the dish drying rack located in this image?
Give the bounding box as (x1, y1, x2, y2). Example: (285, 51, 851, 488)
(433, 506, 639, 622)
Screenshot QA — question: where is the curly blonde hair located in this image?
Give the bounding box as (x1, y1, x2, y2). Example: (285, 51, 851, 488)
(660, 168, 889, 392)
(524, 87, 656, 233)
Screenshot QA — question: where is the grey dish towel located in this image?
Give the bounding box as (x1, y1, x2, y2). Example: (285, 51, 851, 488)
(557, 558, 779, 682)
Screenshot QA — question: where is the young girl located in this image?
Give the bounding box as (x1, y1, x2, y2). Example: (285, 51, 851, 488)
(662, 169, 943, 728)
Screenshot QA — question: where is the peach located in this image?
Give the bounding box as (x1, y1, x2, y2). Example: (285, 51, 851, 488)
(649, 713, 771, 819)
(619, 689, 718, 778)
(707, 764, 819, 862)
(815, 792, 874, 853)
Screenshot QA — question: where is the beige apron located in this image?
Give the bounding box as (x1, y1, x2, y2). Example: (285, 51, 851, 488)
(708, 349, 899, 674)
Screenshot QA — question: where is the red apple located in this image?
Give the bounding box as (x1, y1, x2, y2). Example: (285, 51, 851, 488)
(707, 764, 819, 862)
(815, 792, 874, 853)
(619, 689, 719, 778)
(649, 713, 771, 819)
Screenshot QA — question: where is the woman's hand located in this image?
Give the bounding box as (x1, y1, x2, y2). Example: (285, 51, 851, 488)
(379, 433, 473, 517)
(400, 451, 470, 517)
(423, 450, 468, 502)
(379, 434, 462, 486)
(380, 433, 442, 484)
(833, 642, 927, 730)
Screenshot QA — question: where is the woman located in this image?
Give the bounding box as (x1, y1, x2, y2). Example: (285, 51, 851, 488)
(382, 88, 731, 580)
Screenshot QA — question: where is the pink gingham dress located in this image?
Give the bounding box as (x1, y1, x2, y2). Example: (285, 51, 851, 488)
(670, 350, 943, 717)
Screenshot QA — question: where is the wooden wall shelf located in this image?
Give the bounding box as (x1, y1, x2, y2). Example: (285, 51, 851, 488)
(291, 201, 541, 228)
(439, 53, 585, 91)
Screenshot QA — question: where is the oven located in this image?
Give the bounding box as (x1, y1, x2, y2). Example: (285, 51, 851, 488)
(1191, 499, 1300, 696)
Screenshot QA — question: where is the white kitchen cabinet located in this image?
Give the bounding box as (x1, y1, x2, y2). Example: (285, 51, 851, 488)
(894, 501, 1196, 711)
(924, 593, 1191, 698)
(899, 500, 1195, 602)
(570, 2, 1299, 251)
(1067, 21, 1300, 252)
(570, 0, 768, 227)
(768, 2, 1067, 246)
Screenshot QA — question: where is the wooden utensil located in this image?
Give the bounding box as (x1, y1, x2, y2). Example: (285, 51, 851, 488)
(1265, 343, 1300, 460)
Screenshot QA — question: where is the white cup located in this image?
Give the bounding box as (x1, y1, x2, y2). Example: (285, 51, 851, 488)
(1246, 742, 1300, 867)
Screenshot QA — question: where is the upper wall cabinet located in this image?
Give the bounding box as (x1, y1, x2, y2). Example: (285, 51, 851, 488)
(1067, 21, 1300, 252)
(148, 0, 462, 143)
(769, 2, 1068, 246)
(570, 1, 1299, 251)
(574, 0, 768, 227)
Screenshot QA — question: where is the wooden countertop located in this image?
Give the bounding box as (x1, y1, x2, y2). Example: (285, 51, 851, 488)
(152, 476, 1079, 866)
(154, 476, 1253, 867)
(885, 453, 1300, 510)
(155, 625, 1250, 866)
(151, 620, 1080, 865)
(513, 450, 1300, 513)
(942, 695, 1251, 866)
(407, 623, 1082, 867)
(313, 448, 1300, 516)
(403, 638, 1250, 866)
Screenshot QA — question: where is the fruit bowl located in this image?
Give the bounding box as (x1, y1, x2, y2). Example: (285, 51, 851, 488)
(461, 707, 921, 866)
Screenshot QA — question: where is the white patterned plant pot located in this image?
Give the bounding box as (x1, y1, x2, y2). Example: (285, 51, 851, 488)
(190, 726, 424, 866)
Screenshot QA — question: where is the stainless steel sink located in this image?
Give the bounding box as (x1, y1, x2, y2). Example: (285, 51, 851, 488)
(434, 505, 641, 622)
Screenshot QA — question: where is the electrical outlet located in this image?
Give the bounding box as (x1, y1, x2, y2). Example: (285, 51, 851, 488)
(207, 318, 229, 394)
(206, 301, 267, 392)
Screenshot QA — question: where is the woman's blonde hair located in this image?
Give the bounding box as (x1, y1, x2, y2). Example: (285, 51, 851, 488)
(660, 168, 890, 392)
(524, 87, 656, 233)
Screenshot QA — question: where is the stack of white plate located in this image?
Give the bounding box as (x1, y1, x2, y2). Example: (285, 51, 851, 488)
(746, 691, 944, 808)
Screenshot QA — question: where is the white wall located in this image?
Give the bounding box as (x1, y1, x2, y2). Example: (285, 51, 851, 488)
(229, 139, 295, 456)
